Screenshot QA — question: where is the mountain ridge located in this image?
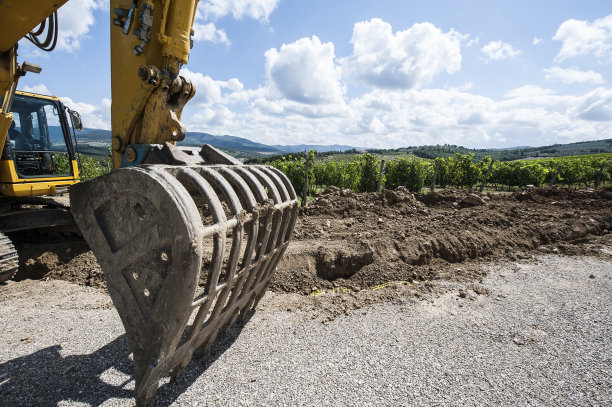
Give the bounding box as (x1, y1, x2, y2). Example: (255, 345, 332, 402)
(74, 128, 612, 161)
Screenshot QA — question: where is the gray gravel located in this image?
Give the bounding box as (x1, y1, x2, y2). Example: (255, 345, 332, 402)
(1, 253, 611, 406)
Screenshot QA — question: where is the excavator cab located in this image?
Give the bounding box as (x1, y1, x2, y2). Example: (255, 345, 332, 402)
(0, 90, 80, 196)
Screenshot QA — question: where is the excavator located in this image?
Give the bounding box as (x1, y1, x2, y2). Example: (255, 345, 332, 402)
(0, 1, 298, 405)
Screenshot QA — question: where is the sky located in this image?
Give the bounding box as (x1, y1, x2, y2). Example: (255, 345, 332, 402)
(16, 0, 612, 149)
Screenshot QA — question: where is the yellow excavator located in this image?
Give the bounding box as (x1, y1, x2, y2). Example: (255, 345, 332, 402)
(0, 1, 298, 405)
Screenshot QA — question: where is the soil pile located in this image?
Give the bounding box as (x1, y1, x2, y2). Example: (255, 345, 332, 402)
(272, 186, 612, 293)
(7, 187, 612, 298)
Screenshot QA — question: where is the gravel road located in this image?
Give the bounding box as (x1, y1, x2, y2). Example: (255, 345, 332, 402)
(1, 253, 611, 406)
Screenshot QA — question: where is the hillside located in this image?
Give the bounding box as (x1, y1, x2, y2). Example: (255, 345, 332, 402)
(76, 129, 355, 158)
(74, 128, 612, 161)
(368, 139, 612, 161)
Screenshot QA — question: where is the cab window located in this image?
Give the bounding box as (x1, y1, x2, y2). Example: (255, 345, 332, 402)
(8, 94, 73, 178)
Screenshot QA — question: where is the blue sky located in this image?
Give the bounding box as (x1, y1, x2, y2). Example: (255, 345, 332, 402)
(18, 0, 612, 148)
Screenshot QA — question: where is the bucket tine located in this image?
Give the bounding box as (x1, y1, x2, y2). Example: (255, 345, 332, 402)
(70, 163, 298, 406)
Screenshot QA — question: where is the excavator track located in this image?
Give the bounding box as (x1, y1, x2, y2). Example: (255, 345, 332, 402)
(0, 232, 19, 283)
(70, 163, 298, 405)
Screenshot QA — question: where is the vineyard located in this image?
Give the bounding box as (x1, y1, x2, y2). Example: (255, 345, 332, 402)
(266, 152, 612, 198)
(50, 149, 612, 195)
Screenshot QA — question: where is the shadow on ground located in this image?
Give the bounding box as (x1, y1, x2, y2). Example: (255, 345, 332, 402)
(0, 311, 254, 406)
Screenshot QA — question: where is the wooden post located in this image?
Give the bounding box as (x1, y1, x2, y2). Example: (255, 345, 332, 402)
(377, 159, 385, 192)
(549, 164, 561, 187)
(595, 163, 605, 188)
(479, 161, 494, 192)
(301, 159, 310, 207)
(430, 161, 439, 192)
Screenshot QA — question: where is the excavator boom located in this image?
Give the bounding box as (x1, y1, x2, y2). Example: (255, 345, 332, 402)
(108, 0, 197, 168)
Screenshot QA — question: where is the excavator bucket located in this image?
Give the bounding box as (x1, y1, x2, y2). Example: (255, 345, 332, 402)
(70, 161, 298, 405)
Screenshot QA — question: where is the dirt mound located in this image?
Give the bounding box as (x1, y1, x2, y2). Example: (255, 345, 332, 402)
(511, 186, 612, 204)
(4, 187, 612, 303)
(300, 186, 429, 219)
(270, 187, 612, 294)
(10, 231, 104, 288)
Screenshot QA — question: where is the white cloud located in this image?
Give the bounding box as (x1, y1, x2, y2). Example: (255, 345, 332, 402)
(179, 68, 248, 128)
(453, 81, 474, 91)
(55, 0, 102, 52)
(576, 87, 612, 121)
(466, 36, 479, 47)
(192, 0, 279, 45)
(554, 15, 612, 61)
(533, 37, 543, 45)
(181, 73, 612, 149)
(21, 84, 51, 95)
(504, 85, 555, 99)
(481, 40, 522, 61)
(543, 66, 604, 84)
(93, 0, 109, 12)
(192, 22, 230, 45)
(61, 97, 111, 130)
(96, 16, 610, 149)
(189, 105, 235, 127)
(264, 36, 344, 105)
(342, 19, 464, 89)
(180, 68, 244, 105)
(201, 0, 280, 21)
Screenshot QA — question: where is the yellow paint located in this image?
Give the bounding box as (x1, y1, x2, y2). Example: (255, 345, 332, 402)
(0, 49, 16, 99)
(110, 0, 197, 168)
(14, 90, 59, 101)
(160, 0, 198, 66)
(0, 160, 79, 197)
(0, 180, 76, 197)
(0, 112, 12, 159)
(0, 0, 68, 53)
(71, 160, 80, 179)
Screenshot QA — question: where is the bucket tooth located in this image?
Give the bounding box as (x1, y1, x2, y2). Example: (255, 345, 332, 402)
(70, 164, 298, 406)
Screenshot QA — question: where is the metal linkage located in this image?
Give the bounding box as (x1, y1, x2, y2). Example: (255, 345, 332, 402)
(70, 164, 298, 406)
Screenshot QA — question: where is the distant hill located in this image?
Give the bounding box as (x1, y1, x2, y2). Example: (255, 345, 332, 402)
(182, 132, 279, 153)
(183, 132, 356, 154)
(272, 144, 355, 153)
(76, 128, 112, 143)
(74, 128, 612, 161)
(76, 128, 359, 158)
(367, 139, 612, 161)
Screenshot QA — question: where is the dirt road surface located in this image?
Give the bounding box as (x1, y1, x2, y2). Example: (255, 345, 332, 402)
(1, 252, 611, 406)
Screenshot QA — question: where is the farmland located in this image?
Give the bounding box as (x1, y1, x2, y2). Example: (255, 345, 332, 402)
(2, 143, 611, 406)
(264, 152, 612, 199)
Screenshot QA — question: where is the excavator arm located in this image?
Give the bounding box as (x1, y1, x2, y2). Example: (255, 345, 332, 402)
(0, 1, 298, 405)
(0, 0, 195, 166)
(109, 0, 197, 168)
(0, 0, 66, 158)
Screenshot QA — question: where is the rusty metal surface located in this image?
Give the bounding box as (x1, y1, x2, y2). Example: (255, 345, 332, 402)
(70, 164, 298, 405)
